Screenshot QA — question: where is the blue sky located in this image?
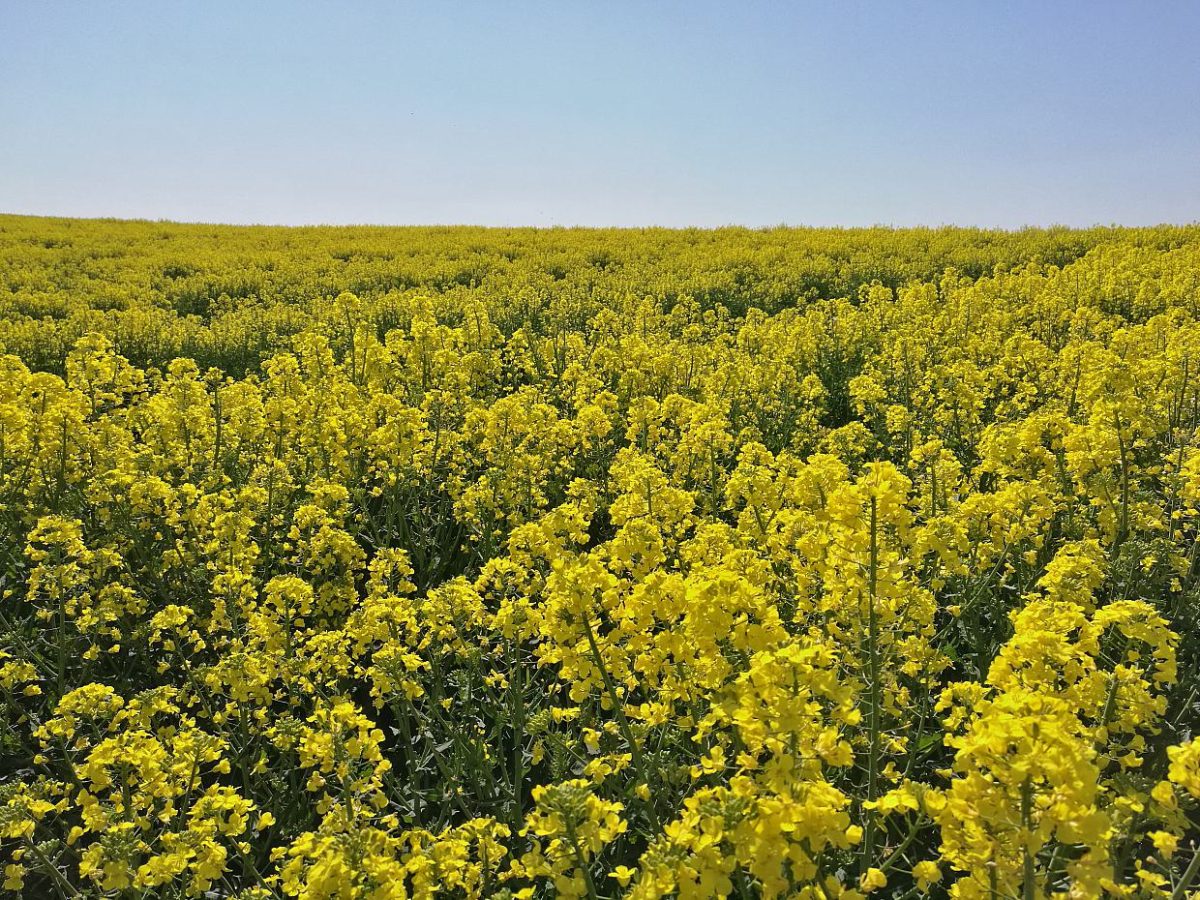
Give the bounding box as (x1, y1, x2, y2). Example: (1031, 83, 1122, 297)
(2, 1, 1198, 227)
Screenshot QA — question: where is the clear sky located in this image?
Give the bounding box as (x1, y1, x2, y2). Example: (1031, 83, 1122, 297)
(2, 1, 1198, 228)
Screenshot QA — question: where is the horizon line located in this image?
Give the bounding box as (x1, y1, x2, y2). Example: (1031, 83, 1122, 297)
(4, 211, 1199, 233)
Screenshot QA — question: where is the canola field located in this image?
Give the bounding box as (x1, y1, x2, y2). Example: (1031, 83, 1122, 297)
(3, 214, 1200, 899)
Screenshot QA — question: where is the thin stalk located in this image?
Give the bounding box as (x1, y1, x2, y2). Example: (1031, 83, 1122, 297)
(1021, 777, 1036, 900)
(564, 821, 600, 900)
(1172, 839, 1200, 900)
(879, 814, 927, 873)
(508, 639, 527, 828)
(862, 496, 882, 873)
(26, 838, 78, 899)
(579, 602, 661, 831)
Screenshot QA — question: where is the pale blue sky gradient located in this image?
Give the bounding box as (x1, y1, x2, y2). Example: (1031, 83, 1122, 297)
(2, 1, 1198, 227)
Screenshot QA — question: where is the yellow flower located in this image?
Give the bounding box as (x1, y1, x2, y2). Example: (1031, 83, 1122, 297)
(859, 867, 887, 891)
(1149, 830, 1178, 857)
(3, 863, 24, 893)
(610, 865, 636, 887)
(912, 860, 941, 891)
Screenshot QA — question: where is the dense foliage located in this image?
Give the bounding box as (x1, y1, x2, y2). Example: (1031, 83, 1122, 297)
(2, 214, 1200, 898)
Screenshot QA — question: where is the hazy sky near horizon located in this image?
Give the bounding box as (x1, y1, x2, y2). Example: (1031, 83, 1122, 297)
(2, 1, 1199, 228)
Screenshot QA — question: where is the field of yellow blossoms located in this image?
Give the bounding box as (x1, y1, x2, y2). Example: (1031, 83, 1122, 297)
(3, 214, 1200, 898)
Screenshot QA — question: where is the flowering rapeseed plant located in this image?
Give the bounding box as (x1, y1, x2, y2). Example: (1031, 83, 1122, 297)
(1, 216, 1200, 896)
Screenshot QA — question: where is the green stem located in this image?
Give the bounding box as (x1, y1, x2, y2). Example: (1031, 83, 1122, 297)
(509, 640, 527, 829)
(879, 814, 927, 873)
(862, 496, 882, 874)
(1021, 777, 1036, 900)
(1172, 839, 1200, 900)
(579, 602, 661, 832)
(565, 821, 600, 900)
(26, 837, 78, 899)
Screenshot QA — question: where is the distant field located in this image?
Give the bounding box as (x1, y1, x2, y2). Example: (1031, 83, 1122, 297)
(3, 215, 1200, 898)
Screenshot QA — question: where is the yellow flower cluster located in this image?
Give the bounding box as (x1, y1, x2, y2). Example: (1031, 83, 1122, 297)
(2, 215, 1200, 897)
